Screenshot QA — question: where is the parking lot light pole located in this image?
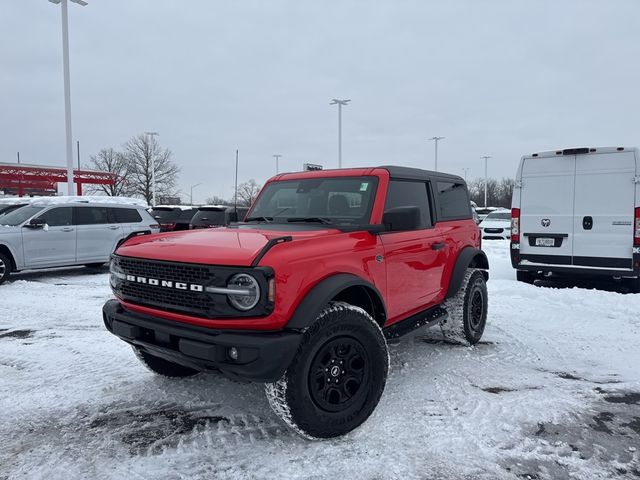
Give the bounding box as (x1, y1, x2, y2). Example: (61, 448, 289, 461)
(330, 99, 350, 168)
(144, 132, 159, 206)
(273, 154, 282, 174)
(462, 167, 469, 182)
(429, 136, 445, 172)
(49, 0, 88, 195)
(190, 183, 202, 205)
(481, 155, 491, 207)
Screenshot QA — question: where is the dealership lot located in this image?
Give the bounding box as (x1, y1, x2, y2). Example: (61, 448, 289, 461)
(1, 240, 639, 480)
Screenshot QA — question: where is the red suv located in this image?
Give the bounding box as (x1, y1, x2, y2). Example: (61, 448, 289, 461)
(104, 166, 488, 438)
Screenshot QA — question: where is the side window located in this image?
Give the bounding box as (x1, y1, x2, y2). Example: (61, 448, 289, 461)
(112, 208, 142, 223)
(37, 207, 73, 227)
(76, 207, 109, 225)
(383, 180, 432, 230)
(436, 182, 471, 220)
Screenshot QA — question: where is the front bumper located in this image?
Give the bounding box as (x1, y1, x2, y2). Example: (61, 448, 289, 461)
(103, 299, 301, 382)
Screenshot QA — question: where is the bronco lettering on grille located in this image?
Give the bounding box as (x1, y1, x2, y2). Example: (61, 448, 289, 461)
(125, 274, 204, 292)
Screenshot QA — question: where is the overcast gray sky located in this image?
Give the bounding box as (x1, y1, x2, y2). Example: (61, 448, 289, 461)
(1, 0, 639, 203)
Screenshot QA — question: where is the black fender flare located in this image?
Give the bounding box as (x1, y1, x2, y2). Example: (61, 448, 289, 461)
(445, 247, 489, 299)
(286, 273, 386, 330)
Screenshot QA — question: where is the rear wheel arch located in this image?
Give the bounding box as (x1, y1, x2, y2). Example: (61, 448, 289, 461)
(446, 247, 489, 299)
(286, 274, 387, 330)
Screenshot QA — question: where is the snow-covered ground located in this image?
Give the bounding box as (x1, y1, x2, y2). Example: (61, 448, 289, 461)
(1, 240, 639, 480)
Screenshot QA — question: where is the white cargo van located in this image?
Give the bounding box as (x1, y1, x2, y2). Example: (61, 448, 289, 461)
(510, 147, 640, 292)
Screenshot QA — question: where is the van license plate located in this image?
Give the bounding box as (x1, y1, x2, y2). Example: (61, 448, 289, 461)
(535, 238, 555, 247)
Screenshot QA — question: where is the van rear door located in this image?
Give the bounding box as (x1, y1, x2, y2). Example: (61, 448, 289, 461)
(519, 155, 575, 263)
(572, 151, 636, 270)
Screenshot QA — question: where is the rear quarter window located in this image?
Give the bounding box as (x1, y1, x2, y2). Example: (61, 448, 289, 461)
(436, 181, 472, 220)
(112, 208, 143, 223)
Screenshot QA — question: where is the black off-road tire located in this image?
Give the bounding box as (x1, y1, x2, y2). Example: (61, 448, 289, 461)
(0, 253, 11, 285)
(628, 277, 640, 294)
(133, 347, 199, 378)
(265, 302, 389, 439)
(516, 270, 536, 285)
(441, 268, 488, 345)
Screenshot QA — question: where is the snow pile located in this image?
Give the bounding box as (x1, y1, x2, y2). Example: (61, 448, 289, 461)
(25, 196, 148, 207)
(0, 240, 638, 479)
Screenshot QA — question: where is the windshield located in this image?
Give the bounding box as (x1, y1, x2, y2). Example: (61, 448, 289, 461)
(248, 176, 378, 225)
(485, 212, 511, 220)
(0, 205, 45, 226)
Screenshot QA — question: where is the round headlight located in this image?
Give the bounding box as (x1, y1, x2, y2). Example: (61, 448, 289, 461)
(227, 273, 260, 311)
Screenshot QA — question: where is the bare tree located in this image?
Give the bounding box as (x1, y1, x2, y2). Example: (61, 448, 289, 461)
(205, 195, 232, 206)
(468, 177, 515, 208)
(236, 179, 261, 206)
(124, 134, 180, 204)
(86, 148, 131, 196)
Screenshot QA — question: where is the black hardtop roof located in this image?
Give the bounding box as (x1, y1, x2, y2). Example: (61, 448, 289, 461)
(380, 165, 465, 183)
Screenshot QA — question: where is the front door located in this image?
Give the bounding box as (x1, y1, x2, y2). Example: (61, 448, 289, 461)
(22, 206, 76, 267)
(380, 180, 445, 323)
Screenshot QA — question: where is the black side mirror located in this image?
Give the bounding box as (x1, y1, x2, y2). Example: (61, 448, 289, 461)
(382, 206, 421, 232)
(25, 217, 46, 229)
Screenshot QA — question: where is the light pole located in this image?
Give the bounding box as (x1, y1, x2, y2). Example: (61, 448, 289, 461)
(144, 131, 159, 206)
(49, 0, 87, 195)
(429, 136, 445, 172)
(330, 99, 350, 168)
(481, 155, 491, 207)
(273, 154, 282, 174)
(462, 167, 469, 182)
(190, 183, 202, 205)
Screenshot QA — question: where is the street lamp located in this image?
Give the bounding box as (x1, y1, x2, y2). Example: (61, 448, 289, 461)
(49, 0, 88, 195)
(273, 154, 282, 174)
(462, 167, 469, 182)
(429, 136, 445, 172)
(481, 155, 492, 207)
(330, 99, 350, 168)
(144, 131, 159, 206)
(190, 183, 202, 205)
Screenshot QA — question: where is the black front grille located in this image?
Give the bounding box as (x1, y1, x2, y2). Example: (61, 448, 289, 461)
(112, 256, 273, 318)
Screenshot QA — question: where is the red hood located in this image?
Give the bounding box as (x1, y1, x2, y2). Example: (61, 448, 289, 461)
(116, 226, 339, 266)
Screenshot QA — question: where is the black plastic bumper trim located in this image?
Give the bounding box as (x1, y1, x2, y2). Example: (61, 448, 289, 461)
(103, 299, 301, 382)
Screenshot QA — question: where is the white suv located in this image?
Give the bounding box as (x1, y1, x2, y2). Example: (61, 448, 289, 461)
(0, 200, 159, 285)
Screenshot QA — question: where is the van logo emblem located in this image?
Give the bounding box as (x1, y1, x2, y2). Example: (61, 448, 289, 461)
(541, 219, 551, 227)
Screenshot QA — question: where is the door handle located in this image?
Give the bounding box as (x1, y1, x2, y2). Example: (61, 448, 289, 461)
(582, 216, 593, 230)
(108, 225, 119, 230)
(62, 227, 74, 232)
(431, 242, 446, 250)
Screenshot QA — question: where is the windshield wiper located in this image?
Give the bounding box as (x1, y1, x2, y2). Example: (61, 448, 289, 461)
(286, 217, 334, 225)
(244, 216, 273, 223)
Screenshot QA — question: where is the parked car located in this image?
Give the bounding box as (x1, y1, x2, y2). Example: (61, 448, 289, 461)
(475, 206, 498, 222)
(479, 209, 511, 239)
(511, 146, 640, 292)
(104, 165, 488, 439)
(190, 205, 249, 229)
(0, 200, 159, 285)
(149, 206, 197, 232)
